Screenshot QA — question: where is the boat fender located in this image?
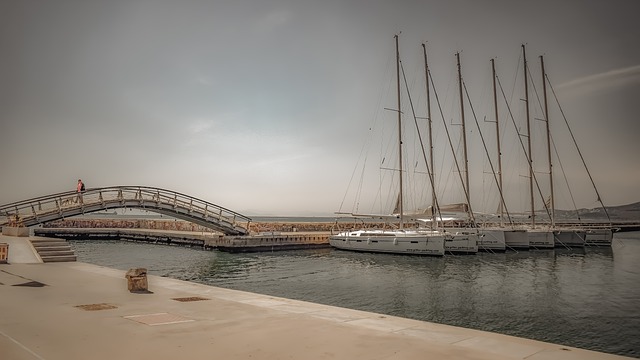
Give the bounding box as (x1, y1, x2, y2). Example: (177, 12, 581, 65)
(393, 238, 398, 245)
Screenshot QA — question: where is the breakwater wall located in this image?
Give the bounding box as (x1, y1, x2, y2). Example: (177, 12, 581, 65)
(43, 218, 389, 234)
(44, 219, 217, 232)
(41, 218, 638, 234)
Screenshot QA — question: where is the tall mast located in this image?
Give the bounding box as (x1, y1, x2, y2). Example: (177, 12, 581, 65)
(522, 44, 535, 227)
(540, 55, 555, 227)
(491, 58, 505, 225)
(456, 52, 472, 220)
(423, 43, 436, 225)
(395, 34, 404, 229)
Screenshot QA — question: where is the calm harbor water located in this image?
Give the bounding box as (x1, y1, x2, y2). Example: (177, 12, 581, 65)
(70, 231, 640, 358)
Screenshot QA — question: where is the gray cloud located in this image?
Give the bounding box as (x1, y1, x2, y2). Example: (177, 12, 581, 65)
(557, 65, 640, 98)
(1, 0, 638, 215)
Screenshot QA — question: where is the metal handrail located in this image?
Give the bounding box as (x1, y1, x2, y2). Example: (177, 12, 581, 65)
(0, 186, 251, 235)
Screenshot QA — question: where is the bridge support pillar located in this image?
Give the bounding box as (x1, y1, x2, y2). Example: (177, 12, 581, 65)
(2, 226, 29, 237)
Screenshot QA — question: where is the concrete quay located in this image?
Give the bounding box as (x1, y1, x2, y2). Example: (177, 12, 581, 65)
(0, 262, 632, 359)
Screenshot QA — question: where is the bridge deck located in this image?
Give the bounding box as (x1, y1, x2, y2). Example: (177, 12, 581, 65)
(0, 186, 251, 235)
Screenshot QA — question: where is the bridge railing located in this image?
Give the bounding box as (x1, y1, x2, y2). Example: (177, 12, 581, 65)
(0, 186, 251, 234)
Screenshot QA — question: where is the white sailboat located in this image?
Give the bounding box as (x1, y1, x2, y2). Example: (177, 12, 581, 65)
(520, 45, 555, 249)
(419, 46, 479, 254)
(454, 53, 524, 252)
(536, 54, 587, 248)
(534, 53, 613, 248)
(330, 228, 446, 256)
(447, 52, 480, 254)
(483, 57, 524, 251)
(330, 35, 447, 256)
(492, 47, 613, 249)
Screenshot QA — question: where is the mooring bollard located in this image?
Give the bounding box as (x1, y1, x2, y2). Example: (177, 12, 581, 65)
(125, 268, 149, 293)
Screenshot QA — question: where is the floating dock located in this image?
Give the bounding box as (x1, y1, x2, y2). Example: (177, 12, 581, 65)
(216, 231, 330, 252)
(34, 227, 331, 252)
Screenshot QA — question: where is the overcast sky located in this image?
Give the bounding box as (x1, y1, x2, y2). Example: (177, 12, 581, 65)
(1, 0, 639, 216)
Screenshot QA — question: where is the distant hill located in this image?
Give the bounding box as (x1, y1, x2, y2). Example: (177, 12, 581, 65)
(554, 201, 640, 221)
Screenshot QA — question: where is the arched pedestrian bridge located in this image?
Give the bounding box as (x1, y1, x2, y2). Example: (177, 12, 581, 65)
(0, 186, 251, 235)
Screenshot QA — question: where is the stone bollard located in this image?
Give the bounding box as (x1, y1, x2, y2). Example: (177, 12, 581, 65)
(125, 268, 149, 293)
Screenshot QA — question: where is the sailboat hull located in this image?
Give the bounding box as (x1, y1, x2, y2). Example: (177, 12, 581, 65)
(329, 230, 445, 256)
(440, 229, 480, 253)
(443, 232, 479, 254)
(477, 229, 506, 252)
(585, 228, 613, 246)
(528, 230, 554, 249)
(554, 229, 587, 248)
(504, 229, 529, 249)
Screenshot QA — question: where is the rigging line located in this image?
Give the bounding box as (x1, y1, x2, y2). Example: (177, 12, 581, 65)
(354, 151, 370, 213)
(429, 63, 476, 224)
(496, 74, 553, 224)
(455, 52, 472, 219)
(372, 51, 394, 133)
(527, 62, 555, 213)
(526, 64, 547, 118)
(421, 48, 437, 208)
(349, 130, 380, 214)
(400, 59, 445, 225)
(443, 67, 456, 115)
(545, 73, 611, 224)
(550, 133, 582, 223)
(508, 50, 523, 109)
(340, 125, 373, 213)
(342, 49, 396, 214)
(408, 58, 423, 107)
(462, 80, 513, 224)
(477, 69, 494, 208)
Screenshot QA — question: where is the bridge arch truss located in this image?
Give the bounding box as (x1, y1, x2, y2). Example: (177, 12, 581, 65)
(0, 186, 251, 235)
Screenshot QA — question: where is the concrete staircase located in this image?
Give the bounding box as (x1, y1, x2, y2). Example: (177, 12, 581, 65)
(30, 238, 77, 263)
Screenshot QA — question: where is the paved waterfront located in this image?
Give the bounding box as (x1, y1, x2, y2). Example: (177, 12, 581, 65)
(0, 259, 633, 359)
(66, 232, 640, 357)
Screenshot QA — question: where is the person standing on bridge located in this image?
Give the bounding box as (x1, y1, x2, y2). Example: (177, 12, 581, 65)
(75, 179, 85, 204)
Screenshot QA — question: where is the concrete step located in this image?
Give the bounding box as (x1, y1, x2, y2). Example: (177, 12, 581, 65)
(32, 245, 72, 251)
(29, 238, 77, 262)
(32, 240, 69, 245)
(41, 255, 77, 263)
(31, 238, 69, 243)
(33, 245, 73, 252)
(30, 237, 68, 242)
(38, 250, 75, 257)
